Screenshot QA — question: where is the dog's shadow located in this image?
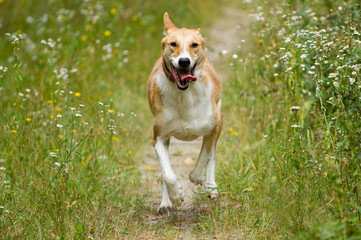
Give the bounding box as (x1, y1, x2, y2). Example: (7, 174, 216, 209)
(145, 191, 221, 227)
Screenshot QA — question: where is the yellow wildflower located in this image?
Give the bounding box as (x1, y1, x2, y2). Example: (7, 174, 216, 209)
(232, 132, 238, 136)
(81, 35, 87, 41)
(47, 100, 53, 104)
(58, 135, 63, 139)
(120, 144, 124, 148)
(25, 118, 31, 122)
(146, 166, 151, 170)
(71, 129, 76, 134)
(50, 115, 54, 119)
(104, 30, 111, 37)
(112, 136, 119, 141)
(127, 151, 132, 155)
(131, 15, 138, 21)
(11, 130, 17, 133)
(257, 39, 263, 44)
(110, 8, 117, 15)
(56, 108, 62, 112)
(75, 92, 81, 97)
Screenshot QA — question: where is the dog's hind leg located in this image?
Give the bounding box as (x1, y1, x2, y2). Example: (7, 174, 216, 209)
(189, 125, 221, 198)
(154, 136, 184, 212)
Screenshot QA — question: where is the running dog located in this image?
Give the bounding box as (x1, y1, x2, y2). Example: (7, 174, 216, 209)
(147, 12, 223, 214)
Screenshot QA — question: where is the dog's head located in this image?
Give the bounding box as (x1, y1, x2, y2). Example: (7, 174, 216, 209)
(161, 12, 206, 90)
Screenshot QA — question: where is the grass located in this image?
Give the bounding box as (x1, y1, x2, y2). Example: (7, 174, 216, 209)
(0, 0, 361, 239)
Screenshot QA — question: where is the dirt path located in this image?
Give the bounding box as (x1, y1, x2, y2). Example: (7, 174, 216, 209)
(141, 6, 250, 233)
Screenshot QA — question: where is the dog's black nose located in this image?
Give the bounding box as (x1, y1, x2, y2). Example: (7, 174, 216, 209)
(178, 58, 191, 68)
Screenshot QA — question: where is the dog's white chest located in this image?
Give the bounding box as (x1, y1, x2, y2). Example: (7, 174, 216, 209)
(157, 74, 214, 140)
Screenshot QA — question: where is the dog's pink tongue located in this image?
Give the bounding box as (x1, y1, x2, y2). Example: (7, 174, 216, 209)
(179, 71, 197, 81)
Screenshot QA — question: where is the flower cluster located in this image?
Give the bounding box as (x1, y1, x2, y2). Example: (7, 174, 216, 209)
(40, 38, 57, 48)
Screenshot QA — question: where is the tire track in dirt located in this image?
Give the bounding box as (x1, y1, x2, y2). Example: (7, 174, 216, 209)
(141, 6, 250, 233)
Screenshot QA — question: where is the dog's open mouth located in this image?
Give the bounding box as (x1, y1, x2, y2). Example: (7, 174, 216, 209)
(171, 64, 197, 90)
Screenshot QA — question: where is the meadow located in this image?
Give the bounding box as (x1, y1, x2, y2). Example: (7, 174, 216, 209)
(0, 0, 360, 239)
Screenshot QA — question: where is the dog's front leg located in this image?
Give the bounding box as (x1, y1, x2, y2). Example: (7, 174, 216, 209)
(154, 136, 184, 212)
(189, 126, 221, 198)
(158, 138, 173, 214)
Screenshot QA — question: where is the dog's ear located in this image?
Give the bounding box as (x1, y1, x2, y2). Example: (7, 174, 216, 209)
(164, 12, 177, 35)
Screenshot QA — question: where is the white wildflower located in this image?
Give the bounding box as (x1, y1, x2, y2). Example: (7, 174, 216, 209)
(50, 152, 57, 158)
(328, 73, 337, 78)
(221, 49, 228, 55)
(290, 106, 301, 110)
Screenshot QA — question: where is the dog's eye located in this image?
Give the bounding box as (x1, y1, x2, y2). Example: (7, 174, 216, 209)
(191, 43, 198, 48)
(170, 42, 177, 47)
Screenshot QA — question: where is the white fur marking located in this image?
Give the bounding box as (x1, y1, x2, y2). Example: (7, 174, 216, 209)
(156, 72, 213, 140)
(171, 43, 195, 69)
(154, 136, 184, 207)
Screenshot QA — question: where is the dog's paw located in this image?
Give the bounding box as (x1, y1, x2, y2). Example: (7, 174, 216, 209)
(205, 183, 218, 199)
(158, 205, 172, 215)
(189, 171, 204, 185)
(158, 199, 173, 214)
(208, 192, 218, 199)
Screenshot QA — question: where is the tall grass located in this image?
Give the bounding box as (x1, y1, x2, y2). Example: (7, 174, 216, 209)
(215, 0, 361, 238)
